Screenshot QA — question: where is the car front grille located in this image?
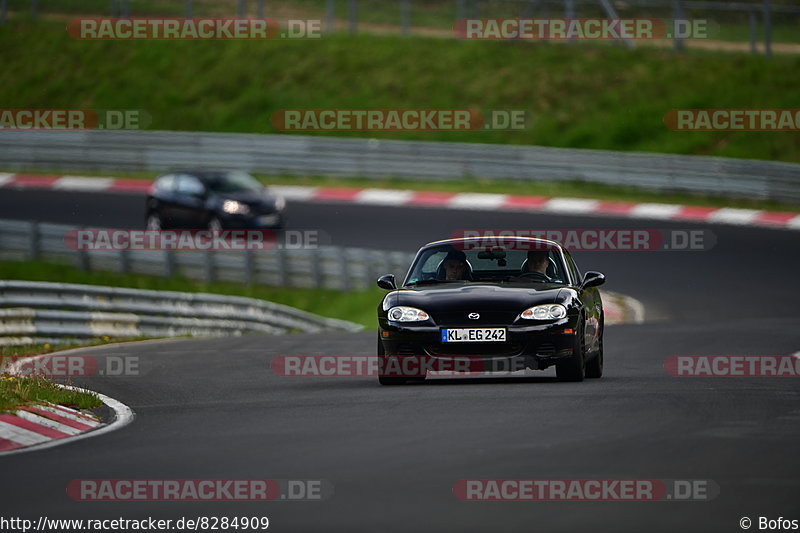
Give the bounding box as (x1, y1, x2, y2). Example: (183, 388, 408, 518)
(535, 343, 557, 357)
(425, 343, 523, 357)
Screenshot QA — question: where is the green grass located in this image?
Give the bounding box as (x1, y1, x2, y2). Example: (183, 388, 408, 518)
(0, 375, 101, 413)
(0, 260, 383, 329)
(0, 20, 798, 163)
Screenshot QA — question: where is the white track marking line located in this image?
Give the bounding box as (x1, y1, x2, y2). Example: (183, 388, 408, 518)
(356, 188, 414, 205)
(34, 404, 101, 426)
(785, 215, 800, 230)
(448, 193, 509, 210)
(0, 421, 52, 446)
(707, 208, 762, 225)
(268, 185, 317, 201)
(628, 203, 683, 219)
(14, 410, 83, 435)
(53, 176, 114, 191)
(543, 198, 600, 214)
(0, 173, 15, 187)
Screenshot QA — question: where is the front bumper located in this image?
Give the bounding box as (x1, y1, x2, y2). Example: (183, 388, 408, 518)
(378, 319, 578, 376)
(218, 211, 283, 229)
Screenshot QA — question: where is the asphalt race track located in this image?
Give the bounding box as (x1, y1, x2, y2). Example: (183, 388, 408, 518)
(1, 188, 799, 532)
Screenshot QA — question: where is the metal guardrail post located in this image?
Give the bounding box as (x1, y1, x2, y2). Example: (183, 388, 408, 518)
(243, 250, 254, 285)
(238, 0, 247, 18)
(763, 0, 772, 58)
(256, 0, 265, 19)
(672, 0, 685, 51)
(348, 0, 357, 35)
(748, 10, 757, 55)
(119, 248, 130, 274)
(164, 249, 175, 277)
(400, 0, 410, 36)
(311, 248, 323, 288)
(76, 244, 89, 271)
(203, 250, 215, 282)
(184, 0, 192, 19)
(339, 248, 350, 291)
(364, 250, 376, 290)
(565, 0, 576, 44)
(30, 0, 36, 19)
(326, 0, 335, 33)
(1, 0, 8, 27)
(28, 221, 39, 260)
(276, 248, 288, 286)
(457, 0, 466, 21)
(122, 0, 129, 17)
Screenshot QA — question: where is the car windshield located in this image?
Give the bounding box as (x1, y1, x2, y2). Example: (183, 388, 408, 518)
(404, 241, 569, 286)
(205, 171, 263, 193)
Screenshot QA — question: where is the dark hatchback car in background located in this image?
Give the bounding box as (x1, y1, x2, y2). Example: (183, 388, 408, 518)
(376, 237, 606, 385)
(145, 170, 286, 230)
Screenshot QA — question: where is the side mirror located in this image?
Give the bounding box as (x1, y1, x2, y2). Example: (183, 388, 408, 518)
(580, 271, 605, 289)
(377, 274, 397, 290)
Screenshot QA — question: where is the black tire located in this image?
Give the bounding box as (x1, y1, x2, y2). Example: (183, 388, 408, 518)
(145, 212, 162, 230)
(585, 331, 603, 379)
(377, 334, 406, 385)
(208, 216, 223, 231)
(556, 321, 586, 382)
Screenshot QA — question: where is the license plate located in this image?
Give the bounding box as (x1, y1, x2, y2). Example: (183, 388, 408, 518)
(441, 328, 507, 343)
(258, 214, 278, 226)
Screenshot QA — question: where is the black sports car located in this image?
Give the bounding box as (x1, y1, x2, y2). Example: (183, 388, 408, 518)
(376, 236, 605, 384)
(145, 170, 285, 230)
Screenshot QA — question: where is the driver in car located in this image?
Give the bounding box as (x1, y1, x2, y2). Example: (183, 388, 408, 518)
(521, 250, 551, 281)
(442, 250, 470, 280)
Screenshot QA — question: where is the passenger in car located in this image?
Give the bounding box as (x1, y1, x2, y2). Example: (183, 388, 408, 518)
(441, 250, 471, 280)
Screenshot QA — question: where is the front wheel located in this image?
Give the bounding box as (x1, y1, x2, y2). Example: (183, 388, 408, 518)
(145, 212, 162, 230)
(556, 323, 585, 382)
(585, 330, 603, 379)
(377, 334, 406, 385)
(208, 216, 223, 231)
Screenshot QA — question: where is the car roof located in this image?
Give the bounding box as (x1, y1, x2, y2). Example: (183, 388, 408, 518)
(158, 170, 239, 182)
(422, 236, 565, 250)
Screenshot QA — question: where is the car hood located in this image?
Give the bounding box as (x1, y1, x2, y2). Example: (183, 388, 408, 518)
(389, 283, 565, 325)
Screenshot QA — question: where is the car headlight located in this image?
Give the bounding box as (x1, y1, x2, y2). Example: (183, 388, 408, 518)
(387, 306, 429, 322)
(274, 196, 286, 211)
(520, 304, 567, 320)
(222, 200, 250, 215)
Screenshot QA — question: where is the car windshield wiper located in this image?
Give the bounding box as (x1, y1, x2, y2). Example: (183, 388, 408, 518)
(405, 279, 464, 286)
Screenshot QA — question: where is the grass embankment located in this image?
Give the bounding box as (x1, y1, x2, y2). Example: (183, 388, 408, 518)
(0, 375, 101, 413)
(0, 20, 798, 162)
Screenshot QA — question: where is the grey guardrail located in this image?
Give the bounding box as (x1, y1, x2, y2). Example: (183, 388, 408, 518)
(0, 280, 362, 346)
(1, 130, 799, 203)
(0, 219, 416, 291)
